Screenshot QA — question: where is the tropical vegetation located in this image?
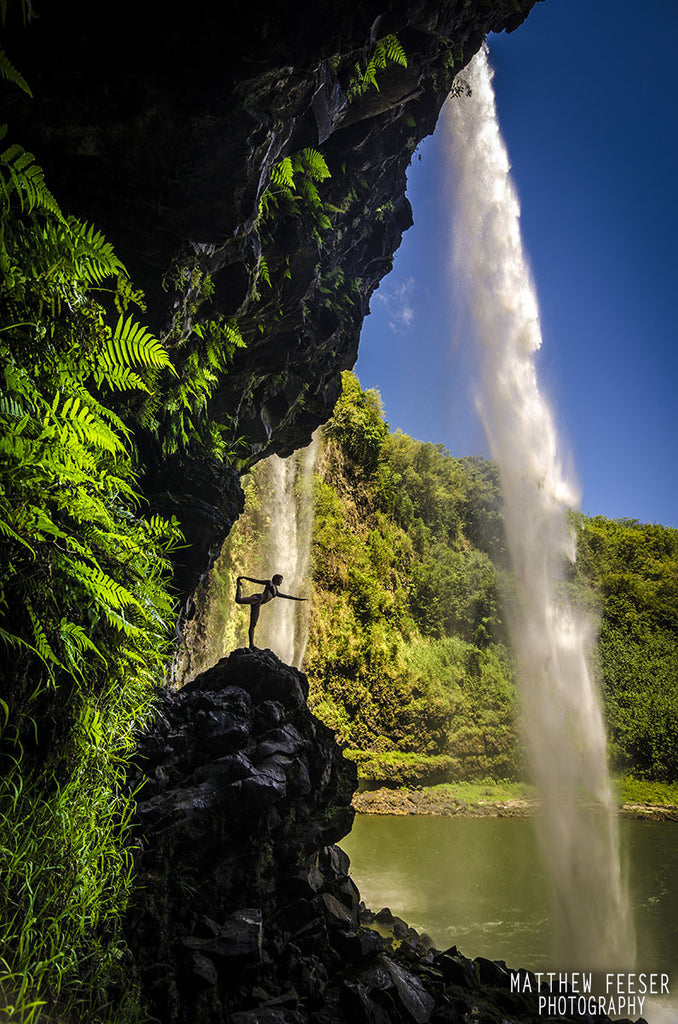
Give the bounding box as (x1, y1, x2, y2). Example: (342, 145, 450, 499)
(304, 372, 678, 787)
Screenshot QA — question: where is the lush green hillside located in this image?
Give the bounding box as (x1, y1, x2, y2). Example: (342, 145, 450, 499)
(305, 372, 678, 786)
(305, 373, 522, 785)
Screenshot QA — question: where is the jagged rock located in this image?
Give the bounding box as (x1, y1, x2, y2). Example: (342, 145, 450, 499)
(473, 956, 512, 988)
(332, 927, 384, 962)
(189, 951, 218, 987)
(320, 892, 356, 931)
(127, 648, 616, 1024)
(349, 955, 435, 1024)
(435, 951, 478, 990)
(182, 908, 263, 959)
(230, 1010, 304, 1024)
(342, 980, 394, 1024)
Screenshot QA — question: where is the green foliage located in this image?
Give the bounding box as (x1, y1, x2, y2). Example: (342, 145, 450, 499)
(306, 372, 520, 780)
(150, 314, 245, 458)
(348, 34, 408, 101)
(0, 139, 181, 1022)
(258, 147, 332, 232)
(344, 750, 463, 787)
(0, 49, 32, 95)
(323, 371, 388, 475)
(0, 128, 60, 221)
(571, 515, 678, 780)
(618, 775, 678, 806)
(309, 374, 677, 785)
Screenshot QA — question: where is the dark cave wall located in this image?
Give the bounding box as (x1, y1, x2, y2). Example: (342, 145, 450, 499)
(3, 0, 541, 597)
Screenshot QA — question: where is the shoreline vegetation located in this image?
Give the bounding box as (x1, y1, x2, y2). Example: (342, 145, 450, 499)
(352, 778, 678, 821)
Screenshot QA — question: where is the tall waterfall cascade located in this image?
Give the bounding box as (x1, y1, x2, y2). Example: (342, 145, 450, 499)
(445, 47, 634, 969)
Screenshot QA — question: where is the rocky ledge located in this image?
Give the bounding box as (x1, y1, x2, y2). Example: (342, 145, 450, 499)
(127, 649, 627, 1024)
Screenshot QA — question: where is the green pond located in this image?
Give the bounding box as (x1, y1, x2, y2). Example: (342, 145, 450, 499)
(341, 815, 678, 1021)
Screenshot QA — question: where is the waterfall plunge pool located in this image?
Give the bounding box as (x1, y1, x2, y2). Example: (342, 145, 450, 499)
(340, 814, 678, 1020)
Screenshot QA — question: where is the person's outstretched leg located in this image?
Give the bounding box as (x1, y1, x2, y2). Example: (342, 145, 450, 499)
(248, 602, 261, 648)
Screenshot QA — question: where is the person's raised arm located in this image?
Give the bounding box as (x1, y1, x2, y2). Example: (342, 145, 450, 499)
(277, 592, 307, 601)
(238, 575, 269, 586)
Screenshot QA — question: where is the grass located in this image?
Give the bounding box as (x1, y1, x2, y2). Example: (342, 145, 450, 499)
(617, 775, 678, 806)
(368, 776, 678, 808)
(420, 779, 536, 804)
(0, 691, 153, 1024)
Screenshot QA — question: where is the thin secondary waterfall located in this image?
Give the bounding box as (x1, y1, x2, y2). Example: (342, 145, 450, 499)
(255, 436, 318, 667)
(171, 435, 317, 683)
(445, 47, 634, 969)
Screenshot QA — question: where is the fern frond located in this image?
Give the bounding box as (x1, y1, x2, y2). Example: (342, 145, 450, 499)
(297, 148, 331, 182)
(67, 383, 131, 439)
(27, 600, 62, 674)
(383, 34, 407, 67)
(0, 50, 32, 96)
(105, 315, 175, 373)
(258, 255, 271, 288)
(0, 626, 37, 655)
(0, 515, 36, 556)
(0, 393, 25, 418)
(362, 57, 379, 91)
(349, 33, 408, 99)
(270, 157, 295, 190)
(72, 559, 140, 611)
(0, 137, 62, 218)
(56, 393, 123, 453)
(115, 272, 146, 314)
(94, 364, 150, 394)
(59, 619, 106, 664)
(66, 219, 126, 285)
(101, 606, 144, 637)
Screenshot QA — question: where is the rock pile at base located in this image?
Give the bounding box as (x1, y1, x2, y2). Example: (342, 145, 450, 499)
(127, 648, 632, 1024)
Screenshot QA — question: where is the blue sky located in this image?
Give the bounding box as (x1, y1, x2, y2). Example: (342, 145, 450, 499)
(354, 0, 677, 528)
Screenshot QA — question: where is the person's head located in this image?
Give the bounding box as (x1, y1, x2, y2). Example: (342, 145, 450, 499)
(272, 573, 283, 585)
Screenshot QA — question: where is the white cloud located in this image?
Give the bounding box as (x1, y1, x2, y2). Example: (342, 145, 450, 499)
(374, 276, 416, 333)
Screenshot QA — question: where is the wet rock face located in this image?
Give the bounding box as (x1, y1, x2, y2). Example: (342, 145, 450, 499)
(128, 649, 616, 1024)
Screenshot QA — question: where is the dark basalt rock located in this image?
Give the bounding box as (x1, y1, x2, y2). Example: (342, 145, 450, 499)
(127, 648, 618, 1024)
(3, 0, 542, 601)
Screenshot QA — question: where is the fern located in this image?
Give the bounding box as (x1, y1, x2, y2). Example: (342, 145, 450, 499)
(382, 34, 407, 67)
(0, 130, 62, 218)
(26, 600, 62, 677)
(348, 33, 408, 100)
(258, 147, 333, 244)
(55, 393, 124, 453)
(66, 219, 125, 285)
(0, 134, 184, 1024)
(106, 314, 174, 371)
(295, 148, 331, 182)
(270, 156, 295, 189)
(0, 49, 32, 96)
(59, 620, 106, 670)
(258, 255, 271, 288)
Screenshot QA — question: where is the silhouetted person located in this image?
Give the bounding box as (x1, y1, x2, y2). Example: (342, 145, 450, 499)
(235, 573, 307, 649)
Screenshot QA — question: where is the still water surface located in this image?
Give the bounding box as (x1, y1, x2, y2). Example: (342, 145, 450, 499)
(341, 815, 678, 1017)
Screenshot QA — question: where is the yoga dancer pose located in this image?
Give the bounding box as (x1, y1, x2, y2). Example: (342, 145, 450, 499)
(234, 574, 306, 648)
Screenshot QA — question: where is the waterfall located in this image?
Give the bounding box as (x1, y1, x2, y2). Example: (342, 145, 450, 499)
(445, 47, 634, 969)
(171, 434, 318, 684)
(255, 435, 318, 667)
